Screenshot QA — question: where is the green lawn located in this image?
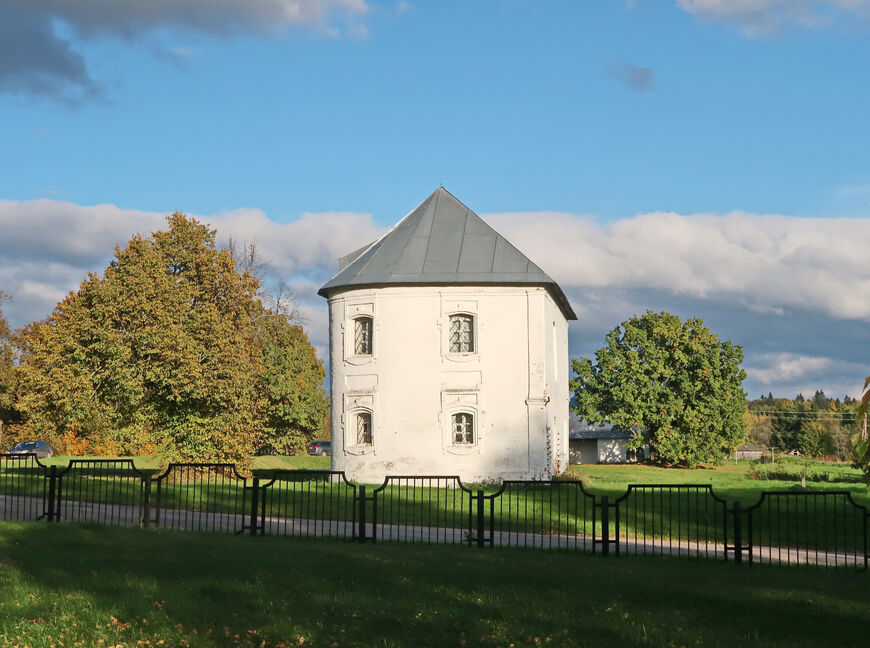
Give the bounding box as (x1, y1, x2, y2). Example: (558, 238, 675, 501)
(0, 522, 868, 648)
(567, 457, 869, 505)
(3, 457, 868, 550)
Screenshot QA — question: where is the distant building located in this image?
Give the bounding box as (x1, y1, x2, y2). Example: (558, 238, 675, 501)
(731, 444, 766, 461)
(569, 415, 646, 464)
(319, 187, 577, 483)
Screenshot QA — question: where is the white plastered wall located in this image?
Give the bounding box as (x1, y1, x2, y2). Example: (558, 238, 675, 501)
(327, 285, 570, 484)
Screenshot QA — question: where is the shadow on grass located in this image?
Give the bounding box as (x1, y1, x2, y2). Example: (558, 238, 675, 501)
(0, 522, 868, 647)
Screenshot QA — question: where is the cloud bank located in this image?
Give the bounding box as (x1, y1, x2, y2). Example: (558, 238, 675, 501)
(677, 0, 870, 35)
(0, 0, 368, 101)
(1, 198, 867, 397)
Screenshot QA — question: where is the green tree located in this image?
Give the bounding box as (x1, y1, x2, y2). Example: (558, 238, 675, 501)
(13, 214, 327, 462)
(856, 378, 870, 480)
(571, 311, 747, 467)
(258, 315, 328, 454)
(0, 291, 19, 447)
(797, 421, 834, 458)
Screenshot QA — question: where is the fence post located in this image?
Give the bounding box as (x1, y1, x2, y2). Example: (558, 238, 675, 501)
(476, 490, 485, 548)
(358, 485, 367, 543)
(46, 465, 57, 522)
(249, 477, 260, 537)
(141, 475, 152, 528)
(601, 495, 610, 557)
(733, 501, 743, 565)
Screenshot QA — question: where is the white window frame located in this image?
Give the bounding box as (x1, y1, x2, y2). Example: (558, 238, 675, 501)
(353, 316, 374, 357)
(450, 411, 475, 446)
(345, 407, 375, 454)
(343, 299, 376, 366)
(444, 310, 479, 362)
(441, 397, 480, 455)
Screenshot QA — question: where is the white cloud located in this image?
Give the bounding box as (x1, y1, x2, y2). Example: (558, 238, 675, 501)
(0, 0, 369, 100)
(485, 210, 870, 322)
(2, 0, 369, 37)
(0, 199, 384, 338)
(745, 352, 834, 383)
(677, 0, 870, 35)
(2, 197, 869, 396)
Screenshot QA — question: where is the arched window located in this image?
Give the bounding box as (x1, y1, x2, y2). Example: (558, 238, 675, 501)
(354, 316, 373, 356)
(449, 314, 474, 353)
(356, 412, 373, 446)
(451, 412, 474, 445)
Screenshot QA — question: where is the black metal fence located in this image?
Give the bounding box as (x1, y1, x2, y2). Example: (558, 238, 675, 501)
(1, 453, 867, 571)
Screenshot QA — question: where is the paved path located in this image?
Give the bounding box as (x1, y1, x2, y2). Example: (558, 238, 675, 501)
(1, 494, 865, 569)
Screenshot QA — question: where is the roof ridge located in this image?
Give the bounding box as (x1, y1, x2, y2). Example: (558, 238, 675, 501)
(455, 207, 470, 274)
(420, 188, 441, 269)
(318, 188, 577, 320)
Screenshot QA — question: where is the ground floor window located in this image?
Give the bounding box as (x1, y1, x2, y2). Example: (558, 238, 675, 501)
(452, 412, 474, 445)
(356, 412, 373, 446)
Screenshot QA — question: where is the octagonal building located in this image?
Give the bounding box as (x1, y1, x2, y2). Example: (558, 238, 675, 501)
(318, 188, 577, 483)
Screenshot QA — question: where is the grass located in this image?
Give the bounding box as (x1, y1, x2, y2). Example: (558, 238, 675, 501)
(0, 522, 868, 648)
(3, 457, 869, 550)
(567, 456, 869, 505)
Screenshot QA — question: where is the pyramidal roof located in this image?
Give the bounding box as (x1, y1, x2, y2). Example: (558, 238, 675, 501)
(318, 187, 577, 320)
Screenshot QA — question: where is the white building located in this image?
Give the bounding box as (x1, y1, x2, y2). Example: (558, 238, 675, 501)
(318, 188, 577, 483)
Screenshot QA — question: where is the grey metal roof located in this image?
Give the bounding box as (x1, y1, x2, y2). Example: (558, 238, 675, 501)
(570, 429, 634, 441)
(569, 414, 637, 440)
(318, 187, 577, 320)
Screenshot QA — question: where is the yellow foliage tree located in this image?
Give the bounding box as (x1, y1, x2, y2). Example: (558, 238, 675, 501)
(13, 214, 327, 462)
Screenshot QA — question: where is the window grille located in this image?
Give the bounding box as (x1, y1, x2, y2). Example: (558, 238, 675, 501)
(354, 317, 373, 355)
(356, 412, 372, 446)
(449, 314, 474, 353)
(452, 413, 474, 445)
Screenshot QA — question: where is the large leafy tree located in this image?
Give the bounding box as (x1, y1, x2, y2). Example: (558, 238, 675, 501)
(856, 378, 870, 480)
(571, 311, 747, 467)
(0, 292, 18, 446)
(13, 214, 327, 461)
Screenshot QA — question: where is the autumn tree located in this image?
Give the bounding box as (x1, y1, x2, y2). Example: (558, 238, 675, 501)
(571, 311, 747, 467)
(13, 214, 327, 461)
(0, 292, 18, 447)
(856, 378, 870, 481)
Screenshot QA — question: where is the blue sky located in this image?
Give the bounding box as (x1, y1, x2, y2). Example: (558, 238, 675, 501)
(2, 0, 870, 399)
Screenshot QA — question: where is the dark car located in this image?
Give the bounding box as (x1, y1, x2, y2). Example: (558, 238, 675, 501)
(9, 441, 53, 459)
(307, 440, 331, 456)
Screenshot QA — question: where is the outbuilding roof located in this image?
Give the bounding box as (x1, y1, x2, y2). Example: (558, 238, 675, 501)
(318, 187, 577, 320)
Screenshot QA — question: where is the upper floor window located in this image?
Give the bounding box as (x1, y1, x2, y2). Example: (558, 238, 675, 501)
(354, 317, 373, 356)
(452, 412, 474, 445)
(449, 314, 475, 353)
(356, 412, 373, 446)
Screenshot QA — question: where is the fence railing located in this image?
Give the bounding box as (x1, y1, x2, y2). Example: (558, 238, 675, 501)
(1, 454, 868, 571)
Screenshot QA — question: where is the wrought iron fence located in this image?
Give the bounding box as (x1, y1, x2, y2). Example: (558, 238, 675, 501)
(0, 454, 48, 521)
(154, 463, 251, 534)
(0, 456, 867, 572)
(370, 476, 475, 545)
(743, 491, 868, 569)
(487, 481, 597, 552)
(259, 470, 357, 539)
(613, 485, 728, 560)
(55, 459, 146, 527)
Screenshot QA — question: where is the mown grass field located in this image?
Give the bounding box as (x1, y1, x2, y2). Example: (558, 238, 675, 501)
(0, 522, 868, 648)
(3, 457, 868, 549)
(566, 456, 868, 504)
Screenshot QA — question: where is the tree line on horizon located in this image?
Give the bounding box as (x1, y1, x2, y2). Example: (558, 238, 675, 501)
(745, 391, 862, 460)
(0, 214, 327, 463)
